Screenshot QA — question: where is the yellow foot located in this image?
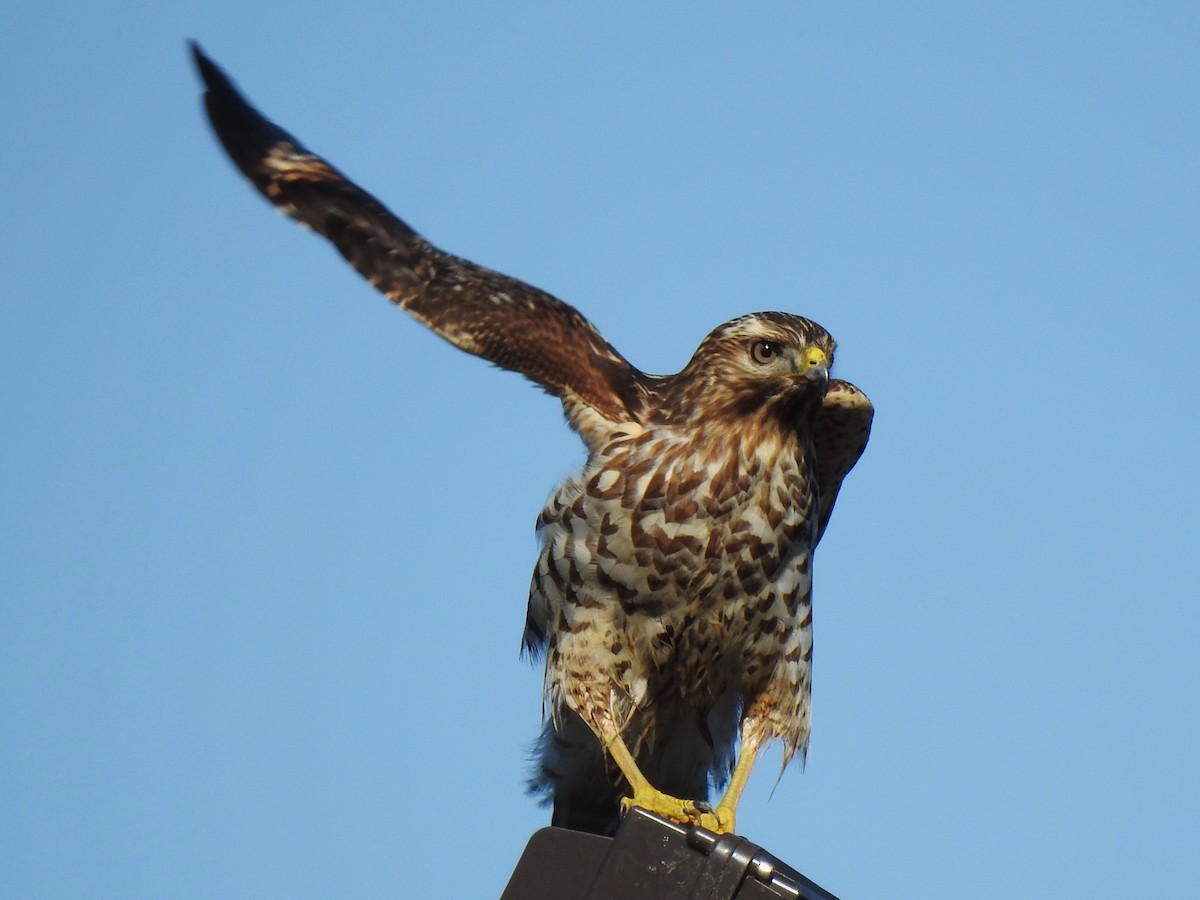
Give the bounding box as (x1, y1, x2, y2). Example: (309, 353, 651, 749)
(621, 788, 736, 834)
(706, 803, 736, 835)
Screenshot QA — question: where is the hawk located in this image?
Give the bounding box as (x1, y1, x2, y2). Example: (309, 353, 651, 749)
(192, 44, 872, 836)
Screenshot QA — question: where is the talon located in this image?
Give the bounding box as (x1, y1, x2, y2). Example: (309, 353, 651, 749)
(621, 788, 737, 834)
(622, 786, 705, 829)
(708, 804, 736, 834)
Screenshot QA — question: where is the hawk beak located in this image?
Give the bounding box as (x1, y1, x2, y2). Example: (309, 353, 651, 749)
(796, 346, 830, 383)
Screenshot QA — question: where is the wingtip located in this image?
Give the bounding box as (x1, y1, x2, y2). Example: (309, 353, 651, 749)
(188, 40, 228, 95)
(187, 42, 263, 139)
(188, 40, 313, 187)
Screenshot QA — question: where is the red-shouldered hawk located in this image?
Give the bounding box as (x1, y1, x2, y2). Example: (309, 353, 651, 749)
(193, 44, 872, 836)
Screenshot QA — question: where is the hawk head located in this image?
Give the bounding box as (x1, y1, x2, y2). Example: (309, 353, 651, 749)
(667, 312, 835, 425)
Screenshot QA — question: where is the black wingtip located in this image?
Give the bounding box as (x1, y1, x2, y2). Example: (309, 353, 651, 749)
(187, 39, 302, 181)
(188, 40, 236, 100)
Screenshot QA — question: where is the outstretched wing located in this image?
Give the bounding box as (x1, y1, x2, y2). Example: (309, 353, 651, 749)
(813, 379, 873, 544)
(191, 43, 644, 429)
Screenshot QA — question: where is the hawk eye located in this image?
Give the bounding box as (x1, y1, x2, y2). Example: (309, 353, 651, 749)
(749, 340, 782, 365)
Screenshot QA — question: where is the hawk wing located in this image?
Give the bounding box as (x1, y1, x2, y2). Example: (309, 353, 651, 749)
(813, 379, 873, 544)
(191, 44, 645, 430)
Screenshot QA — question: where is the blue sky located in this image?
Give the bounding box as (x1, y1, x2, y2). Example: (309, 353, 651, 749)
(3, 2, 1198, 897)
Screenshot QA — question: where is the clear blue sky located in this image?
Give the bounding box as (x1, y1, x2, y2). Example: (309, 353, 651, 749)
(3, 2, 1197, 897)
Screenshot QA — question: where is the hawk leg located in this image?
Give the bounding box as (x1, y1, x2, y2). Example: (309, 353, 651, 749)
(706, 731, 764, 836)
(595, 719, 732, 834)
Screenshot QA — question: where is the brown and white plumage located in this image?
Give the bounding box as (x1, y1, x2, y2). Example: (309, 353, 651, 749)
(192, 44, 873, 836)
